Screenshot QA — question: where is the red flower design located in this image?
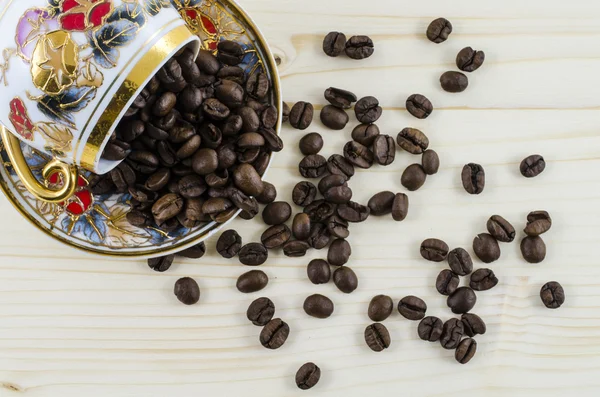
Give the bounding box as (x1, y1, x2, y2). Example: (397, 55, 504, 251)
(59, 0, 113, 32)
(181, 8, 219, 50)
(9, 98, 35, 141)
(47, 173, 94, 216)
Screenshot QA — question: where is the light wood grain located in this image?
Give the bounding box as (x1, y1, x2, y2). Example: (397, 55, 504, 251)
(2, 0, 600, 395)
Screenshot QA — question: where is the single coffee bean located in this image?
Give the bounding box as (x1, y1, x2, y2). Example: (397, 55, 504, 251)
(427, 17, 452, 43)
(233, 163, 264, 197)
(307, 259, 331, 284)
(299, 132, 324, 155)
(168, 123, 195, 144)
(258, 127, 283, 152)
(520, 236, 546, 263)
(473, 233, 501, 263)
(120, 120, 145, 142)
(447, 287, 477, 314)
(326, 215, 350, 239)
(283, 240, 311, 257)
(126, 210, 153, 227)
(368, 295, 394, 322)
(222, 115, 243, 137)
(540, 281, 565, 309)
(247, 297, 275, 326)
(455, 338, 477, 364)
(202, 197, 233, 216)
(470, 268, 498, 291)
(236, 270, 269, 293)
(307, 223, 331, 249)
(397, 128, 429, 154)
(255, 181, 277, 204)
(260, 318, 289, 349)
(368, 191, 395, 216)
(153, 92, 177, 117)
(436, 269, 459, 296)
(520, 154, 546, 178)
(418, 316, 443, 342)
(320, 177, 352, 204)
(292, 213, 311, 240)
(148, 254, 175, 272)
(420, 238, 449, 262)
(406, 94, 433, 119)
(461, 163, 485, 194)
(364, 323, 390, 352)
(325, 87, 357, 109)
(321, 105, 349, 130)
(448, 248, 473, 276)
(440, 71, 469, 93)
(296, 362, 321, 391)
(304, 199, 336, 223)
(217, 65, 244, 85)
(281, 101, 290, 123)
(456, 47, 485, 72)
(217, 229, 242, 258)
(327, 238, 351, 266)
(487, 215, 516, 243)
(524, 210, 552, 236)
(217, 40, 245, 65)
(152, 193, 184, 223)
(260, 105, 278, 129)
(304, 294, 334, 319)
(178, 242, 207, 259)
(203, 98, 230, 121)
(145, 168, 171, 192)
(262, 201, 292, 225)
(401, 164, 427, 191)
(345, 35, 375, 60)
(292, 181, 317, 206)
(261, 224, 292, 249)
(343, 141, 374, 169)
(176, 135, 201, 159)
(391, 193, 409, 222)
(102, 141, 130, 160)
(440, 318, 464, 349)
(239, 243, 268, 266)
(398, 296, 427, 320)
(157, 58, 186, 92)
(177, 197, 205, 227)
(289, 101, 314, 130)
(237, 108, 261, 133)
(354, 96, 382, 123)
(192, 148, 218, 176)
(253, 150, 272, 175)
(327, 154, 355, 179)
(299, 154, 328, 178)
(179, 85, 203, 113)
(337, 201, 370, 223)
(421, 149, 440, 175)
(351, 123, 380, 147)
(372, 134, 396, 166)
(333, 266, 358, 293)
(323, 31, 347, 57)
(174, 277, 200, 305)
(246, 72, 269, 100)
(195, 49, 220, 74)
(461, 313, 486, 337)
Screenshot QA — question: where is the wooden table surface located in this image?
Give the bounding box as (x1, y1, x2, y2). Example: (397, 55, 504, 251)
(1, 0, 600, 395)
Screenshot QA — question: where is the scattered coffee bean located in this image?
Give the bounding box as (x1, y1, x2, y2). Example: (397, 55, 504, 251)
(345, 35, 375, 60)
(401, 164, 427, 191)
(260, 318, 289, 349)
(325, 87, 357, 109)
(372, 134, 396, 166)
(397, 128, 429, 154)
(261, 224, 292, 249)
(282, 102, 290, 123)
(440, 71, 469, 93)
(448, 248, 474, 276)
(420, 238, 449, 262)
(461, 313, 486, 337)
(326, 215, 350, 239)
(398, 296, 427, 320)
(307, 259, 331, 284)
(283, 240, 311, 257)
(364, 323, 391, 352)
(148, 254, 174, 272)
(304, 294, 335, 318)
(421, 149, 440, 175)
(354, 96, 382, 123)
(344, 141, 374, 169)
(247, 297, 275, 326)
(237, 270, 269, 293)
(327, 154, 355, 179)
(473, 233, 501, 263)
(299, 133, 324, 155)
(321, 105, 349, 130)
(455, 338, 477, 364)
(292, 213, 311, 240)
(174, 277, 200, 305)
(368, 191, 395, 216)
(239, 243, 269, 266)
(323, 31, 347, 57)
(470, 268, 498, 291)
(440, 318, 464, 349)
(540, 281, 565, 309)
(262, 201, 292, 225)
(426, 17, 452, 43)
(520, 236, 546, 263)
(524, 210, 552, 236)
(456, 47, 485, 72)
(392, 193, 409, 221)
(178, 242, 206, 259)
(461, 163, 485, 194)
(293, 181, 317, 206)
(337, 201, 370, 222)
(487, 215, 516, 243)
(406, 94, 433, 119)
(299, 154, 328, 178)
(447, 287, 477, 314)
(296, 362, 321, 390)
(289, 101, 314, 130)
(418, 316, 443, 342)
(351, 124, 380, 146)
(333, 266, 358, 293)
(368, 295, 394, 322)
(328, 238, 351, 266)
(520, 154, 546, 178)
(217, 229, 242, 258)
(436, 269, 459, 296)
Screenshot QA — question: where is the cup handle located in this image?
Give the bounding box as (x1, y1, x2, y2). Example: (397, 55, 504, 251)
(1, 125, 78, 203)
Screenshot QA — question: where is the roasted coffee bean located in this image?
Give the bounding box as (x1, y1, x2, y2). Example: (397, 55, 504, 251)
(320, 105, 349, 130)
(520, 154, 546, 178)
(368, 191, 395, 216)
(456, 47, 485, 72)
(418, 316, 443, 342)
(177, 48, 201, 83)
(327, 154, 355, 179)
(473, 233, 501, 263)
(323, 31, 347, 57)
(195, 49, 220, 75)
(406, 94, 433, 119)
(247, 297, 275, 326)
(237, 270, 269, 293)
(177, 197, 205, 228)
(282, 101, 291, 123)
(157, 216, 179, 232)
(487, 215, 515, 243)
(427, 17, 452, 43)
(110, 163, 136, 192)
(136, 135, 157, 152)
(216, 229, 242, 258)
(217, 66, 245, 84)
(401, 164, 427, 191)
(440, 71, 469, 93)
(128, 186, 157, 203)
(153, 92, 177, 117)
(179, 85, 203, 113)
(191, 148, 218, 176)
(321, 179, 352, 204)
(345, 35, 375, 60)
(157, 58, 186, 92)
(258, 127, 283, 152)
(524, 210, 552, 236)
(205, 169, 229, 188)
(283, 240, 311, 257)
(326, 215, 350, 239)
(239, 243, 268, 266)
(462, 163, 485, 194)
(132, 89, 149, 109)
(520, 236, 546, 263)
(261, 224, 292, 249)
(153, 111, 177, 131)
(328, 238, 351, 266)
(202, 98, 230, 120)
(126, 210, 153, 227)
(260, 106, 278, 129)
(448, 248, 473, 276)
(540, 281, 565, 309)
(256, 181, 277, 204)
(398, 296, 427, 320)
(89, 174, 115, 195)
(354, 96, 382, 123)
(333, 266, 358, 293)
(289, 101, 314, 130)
(120, 120, 145, 142)
(148, 254, 174, 272)
(103, 141, 130, 161)
(237, 200, 259, 220)
(260, 318, 289, 349)
(343, 141, 374, 169)
(176, 135, 201, 159)
(233, 163, 264, 196)
(324, 87, 357, 109)
(391, 193, 409, 222)
(246, 72, 269, 99)
(420, 238, 449, 262)
(296, 362, 321, 390)
(335, 201, 369, 223)
(447, 287, 477, 314)
(304, 294, 334, 318)
(152, 193, 184, 223)
(372, 134, 396, 166)
(368, 295, 394, 322)
(253, 149, 272, 175)
(364, 323, 390, 352)
(237, 108, 261, 133)
(237, 147, 260, 164)
(215, 80, 245, 109)
(461, 313, 486, 337)
(307, 223, 331, 249)
(211, 206, 237, 224)
(397, 128, 429, 154)
(262, 201, 292, 225)
(299, 133, 324, 155)
(222, 115, 243, 136)
(351, 123, 380, 146)
(421, 149, 440, 175)
(307, 259, 331, 284)
(168, 123, 195, 144)
(217, 40, 245, 65)
(178, 242, 207, 259)
(470, 268, 498, 291)
(202, 197, 233, 216)
(292, 213, 311, 240)
(174, 277, 200, 305)
(299, 154, 328, 178)
(440, 318, 464, 349)
(292, 181, 317, 206)
(436, 269, 459, 296)
(145, 168, 171, 192)
(455, 338, 477, 364)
